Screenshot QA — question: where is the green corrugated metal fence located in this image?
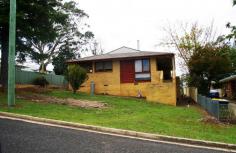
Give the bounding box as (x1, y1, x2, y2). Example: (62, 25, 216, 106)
(16, 69, 67, 86)
(197, 94, 229, 121)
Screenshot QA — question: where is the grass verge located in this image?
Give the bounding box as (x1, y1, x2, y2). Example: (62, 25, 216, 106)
(0, 90, 236, 144)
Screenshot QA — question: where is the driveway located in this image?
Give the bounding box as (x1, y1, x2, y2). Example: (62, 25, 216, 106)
(0, 118, 229, 153)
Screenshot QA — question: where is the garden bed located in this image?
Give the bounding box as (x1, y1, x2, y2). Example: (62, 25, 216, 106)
(17, 94, 107, 109)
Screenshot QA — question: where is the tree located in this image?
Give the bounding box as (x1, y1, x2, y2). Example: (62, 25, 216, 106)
(29, 1, 94, 73)
(188, 44, 233, 95)
(221, 23, 236, 72)
(67, 64, 88, 94)
(52, 44, 76, 75)
(162, 22, 218, 73)
(228, 47, 236, 72)
(89, 40, 104, 55)
(0, 0, 67, 90)
(225, 23, 236, 45)
(162, 22, 236, 94)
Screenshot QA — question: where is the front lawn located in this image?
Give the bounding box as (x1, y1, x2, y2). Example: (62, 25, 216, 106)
(0, 90, 236, 144)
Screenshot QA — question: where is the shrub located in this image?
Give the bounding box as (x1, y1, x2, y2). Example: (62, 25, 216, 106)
(67, 64, 88, 94)
(32, 76, 49, 87)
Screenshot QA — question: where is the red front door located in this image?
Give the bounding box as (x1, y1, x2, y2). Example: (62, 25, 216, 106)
(120, 60, 135, 83)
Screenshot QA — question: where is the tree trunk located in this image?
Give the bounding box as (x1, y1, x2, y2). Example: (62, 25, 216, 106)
(0, 25, 9, 92)
(39, 63, 47, 73)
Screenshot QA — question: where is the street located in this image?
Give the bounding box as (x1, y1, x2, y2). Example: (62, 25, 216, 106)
(0, 118, 229, 153)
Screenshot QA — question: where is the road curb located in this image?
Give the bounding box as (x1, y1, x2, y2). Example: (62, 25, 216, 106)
(0, 111, 236, 151)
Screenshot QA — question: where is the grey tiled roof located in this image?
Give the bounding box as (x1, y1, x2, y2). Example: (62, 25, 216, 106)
(68, 51, 173, 63)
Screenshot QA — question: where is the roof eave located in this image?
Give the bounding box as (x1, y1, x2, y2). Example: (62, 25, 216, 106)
(219, 75, 236, 83)
(66, 53, 174, 64)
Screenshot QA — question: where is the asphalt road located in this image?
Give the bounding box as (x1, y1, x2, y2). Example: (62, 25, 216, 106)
(0, 118, 229, 153)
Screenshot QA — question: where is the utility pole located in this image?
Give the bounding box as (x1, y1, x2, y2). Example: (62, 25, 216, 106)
(8, 0, 16, 107)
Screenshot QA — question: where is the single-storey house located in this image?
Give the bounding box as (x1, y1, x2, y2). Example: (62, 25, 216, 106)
(220, 75, 236, 99)
(68, 46, 177, 105)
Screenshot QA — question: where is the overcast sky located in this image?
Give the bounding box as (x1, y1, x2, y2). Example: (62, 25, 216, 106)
(26, 0, 236, 74)
(72, 0, 236, 75)
(79, 0, 236, 51)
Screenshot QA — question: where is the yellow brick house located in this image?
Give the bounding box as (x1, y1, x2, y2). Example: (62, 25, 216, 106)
(68, 46, 177, 105)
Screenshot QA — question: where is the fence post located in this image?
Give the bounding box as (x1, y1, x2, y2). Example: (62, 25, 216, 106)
(199, 95, 202, 106)
(201, 95, 204, 107)
(216, 101, 220, 120)
(197, 94, 199, 104)
(202, 96, 206, 110)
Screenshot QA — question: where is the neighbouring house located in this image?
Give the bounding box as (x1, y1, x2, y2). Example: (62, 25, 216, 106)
(220, 75, 236, 99)
(68, 46, 177, 105)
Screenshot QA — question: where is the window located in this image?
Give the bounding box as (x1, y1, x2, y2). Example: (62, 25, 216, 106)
(135, 73, 151, 80)
(104, 61, 112, 70)
(135, 60, 142, 72)
(143, 59, 150, 72)
(156, 57, 173, 80)
(135, 59, 151, 81)
(95, 61, 112, 72)
(95, 62, 103, 71)
(79, 62, 93, 73)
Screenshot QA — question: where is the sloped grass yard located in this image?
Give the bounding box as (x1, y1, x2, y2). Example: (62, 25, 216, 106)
(0, 90, 236, 144)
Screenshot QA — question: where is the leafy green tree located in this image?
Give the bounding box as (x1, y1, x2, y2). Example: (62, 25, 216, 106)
(229, 47, 236, 72)
(188, 44, 233, 95)
(67, 64, 88, 94)
(29, 1, 94, 73)
(52, 44, 76, 75)
(220, 23, 236, 72)
(0, 0, 67, 90)
(225, 23, 236, 44)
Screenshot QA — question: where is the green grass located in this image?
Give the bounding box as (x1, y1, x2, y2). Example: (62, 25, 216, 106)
(0, 90, 236, 144)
